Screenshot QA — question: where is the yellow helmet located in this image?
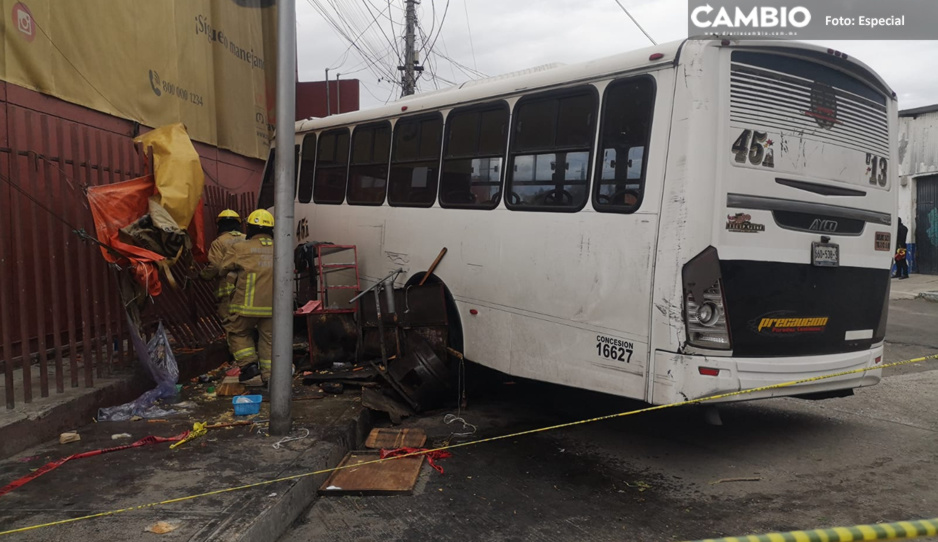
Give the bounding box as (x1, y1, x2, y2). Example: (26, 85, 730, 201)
(247, 209, 275, 228)
(216, 209, 241, 223)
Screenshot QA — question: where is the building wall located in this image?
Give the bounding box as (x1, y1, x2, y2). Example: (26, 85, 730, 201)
(0, 80, 264, 395)
(897, 108, 938, 272)
(295, 80, 361, 121)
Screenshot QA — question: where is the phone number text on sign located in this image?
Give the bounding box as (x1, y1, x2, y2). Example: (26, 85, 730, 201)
(596, 335, 634, 363)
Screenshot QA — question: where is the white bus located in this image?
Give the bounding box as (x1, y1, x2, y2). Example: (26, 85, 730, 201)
(260, 38, 897, 405)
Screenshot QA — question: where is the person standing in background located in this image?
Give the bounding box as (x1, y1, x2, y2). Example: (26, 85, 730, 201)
(894, 217, 909, 279)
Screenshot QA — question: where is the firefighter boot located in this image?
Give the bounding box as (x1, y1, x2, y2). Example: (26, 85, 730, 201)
(238, 362, 264, 387)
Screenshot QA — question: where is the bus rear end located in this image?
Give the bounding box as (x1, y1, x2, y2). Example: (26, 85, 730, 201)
(652, 41, 896, 404)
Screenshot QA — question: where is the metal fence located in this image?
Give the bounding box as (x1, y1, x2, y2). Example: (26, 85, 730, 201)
(0, 106, 256, 409)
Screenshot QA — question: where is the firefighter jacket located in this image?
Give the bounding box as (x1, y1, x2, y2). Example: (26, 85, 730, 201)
(200, 231, 246, 298)
(220, 234, 274, 317)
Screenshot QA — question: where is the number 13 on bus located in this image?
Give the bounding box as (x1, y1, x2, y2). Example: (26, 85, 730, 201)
(261, 38, 897, 405)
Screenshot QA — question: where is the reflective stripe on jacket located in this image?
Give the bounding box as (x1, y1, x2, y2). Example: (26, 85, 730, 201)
(221, 235, 274, 317)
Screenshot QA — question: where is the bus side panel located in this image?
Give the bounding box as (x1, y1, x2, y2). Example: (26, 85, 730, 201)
(648, 41, 724, 403)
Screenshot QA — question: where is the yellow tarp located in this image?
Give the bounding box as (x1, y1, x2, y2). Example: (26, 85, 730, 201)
(134, 124, 204, 229)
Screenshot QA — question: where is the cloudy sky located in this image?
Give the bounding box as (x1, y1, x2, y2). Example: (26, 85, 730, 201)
(295, 0, 937, 111)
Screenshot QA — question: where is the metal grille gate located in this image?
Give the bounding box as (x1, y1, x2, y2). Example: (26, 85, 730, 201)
(915, 175, 938, 275)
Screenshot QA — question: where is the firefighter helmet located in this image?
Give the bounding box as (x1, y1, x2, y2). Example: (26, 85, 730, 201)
(247, 209, 275, 228)
(216, 209, 241, 223)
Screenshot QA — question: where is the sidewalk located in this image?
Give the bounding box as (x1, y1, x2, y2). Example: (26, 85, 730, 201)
(0, 374, 370, 541)
(888, 273, 938, 301)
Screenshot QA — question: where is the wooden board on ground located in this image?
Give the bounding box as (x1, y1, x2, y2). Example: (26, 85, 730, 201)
(318, 451, 424, 496)
(364, 427, 427, 449)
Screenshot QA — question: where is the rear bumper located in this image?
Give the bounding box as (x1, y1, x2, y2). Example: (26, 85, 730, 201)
(650, 345, 883, 405)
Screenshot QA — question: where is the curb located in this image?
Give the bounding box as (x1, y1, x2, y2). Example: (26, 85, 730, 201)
(0, 343, 229, 460)
(200, 405, 373, 542)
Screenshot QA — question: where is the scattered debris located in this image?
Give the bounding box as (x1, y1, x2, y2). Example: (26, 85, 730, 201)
(710, 477, 762, 485)
(145, 521, 178, 534)
(319, 451, 425, 496)
(272, 428, 311, 450)
(380, 447, 451, 474)
(365, 427, 427, 449)
(302, 364, 377, 384)
(443, 414, 477, 439)
(361, 387, 413, 425)
(216, 375, 245, 397)
(1, 433, 187, 497)
(59, 432, 80, 444)
(232, 395, 262, 416)
(111, 433, 133, 440)
(319, 382, 344, 395)
(623, 480, 652, 492)
(170, 422, 208, 450)
(96, 322, 180, 422)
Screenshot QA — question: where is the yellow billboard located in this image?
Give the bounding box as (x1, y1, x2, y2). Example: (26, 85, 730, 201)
(0, 0, 277, 159)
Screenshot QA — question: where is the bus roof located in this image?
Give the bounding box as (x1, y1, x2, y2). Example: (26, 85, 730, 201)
(290, 37, 894, 137)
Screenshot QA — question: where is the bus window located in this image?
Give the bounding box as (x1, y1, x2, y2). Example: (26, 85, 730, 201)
(257, 148, 275, 209)
(507, 87, 597, 211)
(347, 122, 391, 205)
(313, 128, 350, 204)
(593, 76, 656, 213)
(297, 133, 316, 203)
(389, 113, 443, 207)
(256, 145, 300, 208)
(440, 102, 509, 209)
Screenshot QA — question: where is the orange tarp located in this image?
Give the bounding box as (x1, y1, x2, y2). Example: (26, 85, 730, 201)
(86, 175, 206, 297)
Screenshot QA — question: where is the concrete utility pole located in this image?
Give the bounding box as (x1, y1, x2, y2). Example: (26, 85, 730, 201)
(336, 73, 341, 114)
(270, 0, 297, 437)
(325, 68, 331, 116)
(400, 0, 417, 96)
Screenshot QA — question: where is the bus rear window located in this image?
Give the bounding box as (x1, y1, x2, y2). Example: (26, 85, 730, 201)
(593, 76, 656, 213)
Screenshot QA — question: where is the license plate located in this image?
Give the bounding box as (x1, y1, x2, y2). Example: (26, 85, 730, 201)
(812, 242, 839, 267)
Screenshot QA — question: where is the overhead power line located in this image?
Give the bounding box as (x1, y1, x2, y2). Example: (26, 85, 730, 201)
(611, 0, 657, 45)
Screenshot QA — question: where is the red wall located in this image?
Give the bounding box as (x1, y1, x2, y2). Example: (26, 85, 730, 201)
(296, 80, 361, 120)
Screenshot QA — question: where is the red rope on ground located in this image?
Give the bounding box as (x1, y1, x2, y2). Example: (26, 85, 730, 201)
(0, 432, 188, 497)
(380, 447, 453, 474)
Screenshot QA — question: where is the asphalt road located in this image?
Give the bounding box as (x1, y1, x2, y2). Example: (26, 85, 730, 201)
(281, 298, 938, 542)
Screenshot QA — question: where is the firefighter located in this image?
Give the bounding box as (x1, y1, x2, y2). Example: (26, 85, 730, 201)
(220, 209, 274, 386)
(200, 210, 245, 334)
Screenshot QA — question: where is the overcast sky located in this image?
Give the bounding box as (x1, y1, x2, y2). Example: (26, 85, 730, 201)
(295, 0, 937, 111)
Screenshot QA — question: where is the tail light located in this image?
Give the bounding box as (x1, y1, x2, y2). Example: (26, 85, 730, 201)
(682, 247, 732, 350)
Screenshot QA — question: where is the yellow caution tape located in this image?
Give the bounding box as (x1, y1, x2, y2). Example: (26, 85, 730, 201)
(1, 352, 937, 538)
(687, 517, 938, 542)
(169, 422, 207, 450)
